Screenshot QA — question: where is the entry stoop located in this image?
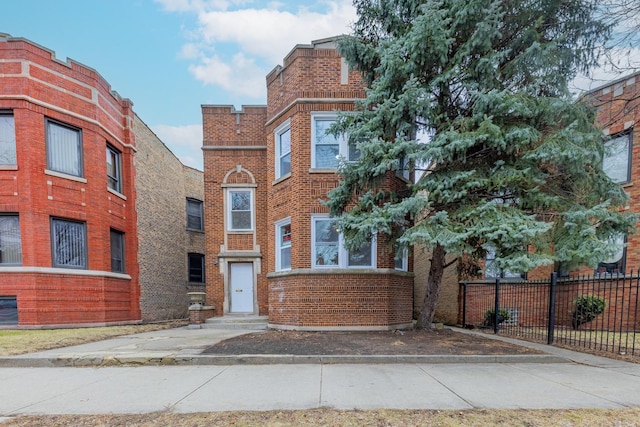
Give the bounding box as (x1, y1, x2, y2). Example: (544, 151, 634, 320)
(201, 314, 268, 330)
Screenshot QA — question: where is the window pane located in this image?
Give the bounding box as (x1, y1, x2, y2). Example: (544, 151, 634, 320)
(106, 146, 121, 192)
(314, 220, 339, 266)
(278, 222, 291, 270)
(188, 253, 205, 282)
(231, 192, 250, 210)
(110, 230, 124, 273)
(603, 133, 630, 183)
(52, 219, 87, 268)
(281, 246, 291, 270)
(315, 119, 339, 145)
(280, 152, 291, 175)
(231, 211, 251, 229)
(279, 128, 291, 154)
(348, 241, 372, 267)
(598, 234, 626, 274)
(187, 199, 203, 230)
(0, 114, 16, 165)
(47, 121, 82, 177)
(0, 215, 21, 265)
(348, 137, 362, 162)
(315, 220, 339, 243)
(278, 128, 291, 177)
(315, 145, 339, 168)
(280, 223, 291, 247)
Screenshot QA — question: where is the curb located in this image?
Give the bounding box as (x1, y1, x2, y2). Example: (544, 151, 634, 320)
(0, 353, 568, 367)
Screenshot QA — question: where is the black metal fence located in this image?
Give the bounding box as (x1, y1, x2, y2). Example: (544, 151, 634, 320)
(460, 272, 640, 358)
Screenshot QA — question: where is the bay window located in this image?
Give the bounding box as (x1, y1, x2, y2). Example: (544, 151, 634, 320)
(312, 216, 375, 268)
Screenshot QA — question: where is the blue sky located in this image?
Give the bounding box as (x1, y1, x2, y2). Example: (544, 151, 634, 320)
(0, 0, 357, 169)
(1, 1, 637, 170)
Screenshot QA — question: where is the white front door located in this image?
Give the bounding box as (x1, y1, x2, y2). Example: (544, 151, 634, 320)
(229, 263, 254, 313)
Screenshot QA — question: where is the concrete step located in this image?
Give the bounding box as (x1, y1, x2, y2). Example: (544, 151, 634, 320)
(201, 315, 268, 330)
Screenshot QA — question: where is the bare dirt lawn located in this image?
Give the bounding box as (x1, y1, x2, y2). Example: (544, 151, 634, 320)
(202, 328, 544, 355)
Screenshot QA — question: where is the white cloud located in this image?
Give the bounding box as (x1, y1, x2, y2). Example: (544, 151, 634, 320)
(164, 0, 356, 100)
(151, 124, 204, 170)
(189, 52, 266, 97)
(196, 1, 356, 64)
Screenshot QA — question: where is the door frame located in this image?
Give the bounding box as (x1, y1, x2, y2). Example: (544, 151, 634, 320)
(221, 257, 259, 314)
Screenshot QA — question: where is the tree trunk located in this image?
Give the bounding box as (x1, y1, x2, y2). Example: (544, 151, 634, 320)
(416, 243, 447, 329)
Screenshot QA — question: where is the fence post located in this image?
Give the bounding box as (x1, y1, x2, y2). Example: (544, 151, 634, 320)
(547, 272, 557, 345)
(494, 277, 501, 334)
(461, 282, 467, 327)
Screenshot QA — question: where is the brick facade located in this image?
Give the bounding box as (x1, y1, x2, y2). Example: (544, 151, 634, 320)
(134, 116, 205, 321)
(0, 34, 203, 326)
(202, 38, 414, 329)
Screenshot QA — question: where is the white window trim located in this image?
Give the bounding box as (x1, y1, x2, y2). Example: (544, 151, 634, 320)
(275, 217, 292, 272)
(227, 189, 254, 232)
(274, 119, 291, 179)
(603, 131, 633, 185)
(395, 247, 408, 271)
(311, 113, 357, 169)
(311, 215, 376, 269)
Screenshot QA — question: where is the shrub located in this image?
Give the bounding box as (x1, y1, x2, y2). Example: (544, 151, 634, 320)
(483, 308, 511, 327)
(571, 294, 606, 330)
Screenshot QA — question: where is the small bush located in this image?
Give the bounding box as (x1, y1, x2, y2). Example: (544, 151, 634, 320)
(483, 308, 511, 327)
(571, 294, 606, 330)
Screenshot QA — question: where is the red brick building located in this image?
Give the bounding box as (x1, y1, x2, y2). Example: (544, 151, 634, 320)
(581, 72, 640, 275)
(0, 34, 204, 326)
(202, 38, 414, 330)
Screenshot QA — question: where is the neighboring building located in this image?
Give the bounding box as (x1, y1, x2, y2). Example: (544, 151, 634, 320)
(415, 72, 640, 325)
(0, 34, 203, 326)
(202, 38, 414, 330)
(581, 73, 640, 275)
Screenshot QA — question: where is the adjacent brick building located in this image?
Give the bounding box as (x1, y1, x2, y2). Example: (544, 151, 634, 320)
(0, 34, 204, 326)
(203, 38, 414, 330)
(417, 72, 640, 325)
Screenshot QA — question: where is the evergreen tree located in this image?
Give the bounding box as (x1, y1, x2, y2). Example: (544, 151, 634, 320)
(327, 0, 636, 328)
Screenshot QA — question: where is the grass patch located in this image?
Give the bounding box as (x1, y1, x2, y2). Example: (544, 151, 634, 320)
(2, 408, 640, 426)
(0, 321, 186, 356)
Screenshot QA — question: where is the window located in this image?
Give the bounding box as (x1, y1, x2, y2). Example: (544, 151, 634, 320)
(46, 119, 83, 177)
(276, 219, 291, 271)
(188, 253, 205, 283)
(603, 131, 632, 184)
(51, 218, 87, 269)
(312, 216, 375, 268)
(0, 296, 18, 325)
(275, 122, 291, 179)
(398, 154, 411, 181)
(484, 246, 522, 279)
(0, 111, 16, 166)
(0, 215, 21, 265)
(228, 190, 253, 231)
(394, 246, 408, 271)
(597, 234, 626, 275)
(312, 114, 360, 168)
(106, 144, 122, 193)
(186, 198, 203, 231)
(110, 229, 125, 273)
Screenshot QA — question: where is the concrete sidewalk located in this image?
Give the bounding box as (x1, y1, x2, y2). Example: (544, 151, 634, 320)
(1, 327, 639, 414)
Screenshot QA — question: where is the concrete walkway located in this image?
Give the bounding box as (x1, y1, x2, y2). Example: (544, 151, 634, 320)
(0, 327, 639, 415)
